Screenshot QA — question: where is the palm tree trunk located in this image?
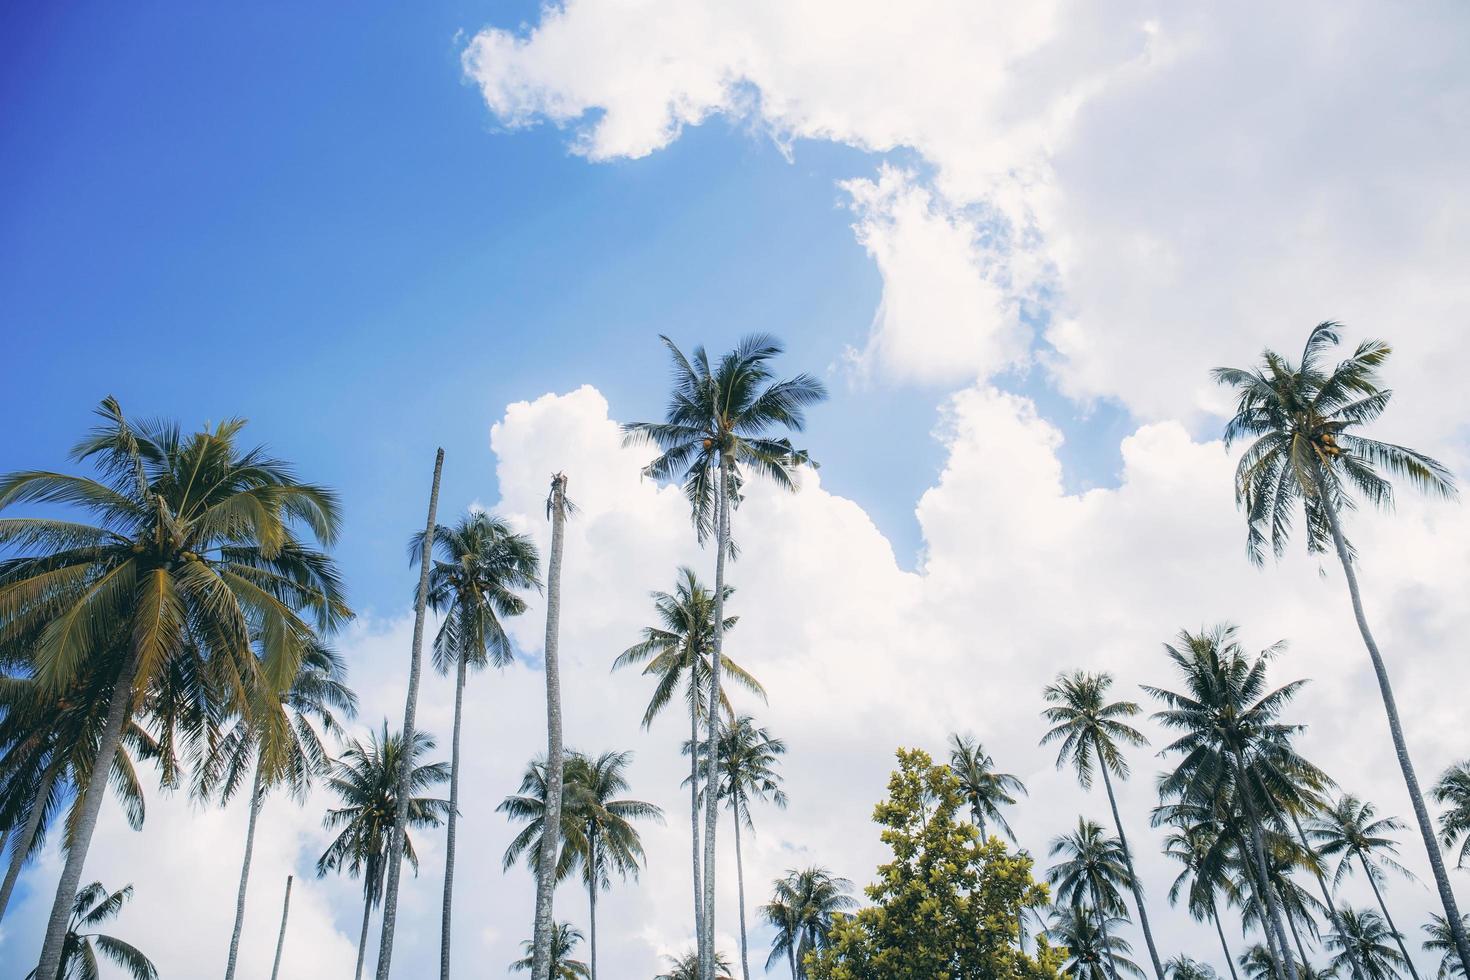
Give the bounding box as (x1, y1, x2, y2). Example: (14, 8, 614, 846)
(1096, 751, 1166, 980)
(270, 874, 292, 980)
(588, 833, 599, 980)
(532, 472, 569, 980)
(1288, 811, 1365, 980)
(356, 889, 374, 980)
(1097, 909, 1122, 980)
(1230, 749, 1300, 980)
(224, 754, 267, 980)
(440, 651, 468, 980)
(701, 459, 732, 980)
(0, 762, 56, 922)
(1360, 855, 1421, 980)
(690, 680, 705, 950)
(34, 647, 140, 980)
(1211, 896, 1241, 980)
(734, 812, 751, 980)
(376, 447, 443, 980)
(1282, 899, 1309, 967)
(786, 942, 796, 980)
(1320, 491, 1470, 977)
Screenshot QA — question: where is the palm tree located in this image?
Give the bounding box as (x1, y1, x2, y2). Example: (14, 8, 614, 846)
(656, 950, 735, 980)
(1425, 915, 1470, 979)
(614, 567, 761, 951)
(1049, 817, 1134, 977)
(211, 640, 357, 980)
(0, 398, 350, 979)
(270, 874, 292, 980)
(1041, 670, 1166, 980)
(625, 334, 826, 977)
(510, 922, 591, 979)
(1431, 762, 1470, 869)
(760, 867, 855, 979)
(375, 447, 443, 980)
(530, 471, 572, 980)
(1168, 956, 1222, 980)
(1326, 908, 1408, 980)
(1161, 815, 1243, 980)
(501, 755, 584, 887)
(317, 722, 451, 980)
(689, 715, 787, 980)
(1238, 947, 1325, 980)
(1048, 904, 1145, 980)
(411, 510, 540, 980)
(1309, 795, 1421, 979)
(1234, 837, 1325, 969)
(1214, 322, 1467, 973)
(21, 881, 156, 980)
(948, 733, 1027, 842)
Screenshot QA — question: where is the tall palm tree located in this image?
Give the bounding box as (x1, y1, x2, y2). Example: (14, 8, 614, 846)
(1161, 815, 1243, 980)
(317, 722, 451, 980)
(625, 334, 826, 978)
(948, 733, 1027, 842)
(657, 949, 736, 980)
(614, 567, 761, 950)
(1144, 626, 1318, 980)
(1326, 908, 1408, 980)
(1048, 904, 1146, 980)
(1168, 956, 1222, 980)
(1425, 915, 1470, 980)
(1238, 947, 1326, 980)
(1431, 762, 1470, 869)
(1049, 817, 1135, 977)
(210, 640, 357, 980)
(510, 921, 591, 979)
(411, 510, 540, 980)
(375, 447, 443, 980)
(0, 398, 350, 979)
(1214, 322, 1467, 973)
(1234, 837, 1325, 969)
(500, 754, 584, 887)
(21, 881, 156, 980)
(760, 867, 855, 979)
(689, 715, 787, 980)
(530, 471, 572, 980)
(1041, 670, 1166, 980)
(1309, 795, 1421, 979)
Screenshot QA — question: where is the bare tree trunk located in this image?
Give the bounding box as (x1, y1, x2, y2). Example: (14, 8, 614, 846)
(734, 811, 751, 980)
(1212, 896, 1240, 980)
(1361, 855, 1421, 980)
(531, 472, 569, 980)
(0, 763, 55, 922)
(588, 833, 598, 980)
(224, 754, 267, 980)
(356, 888, 374, 980)
(1283, 899, 1309, 967)
(34, 647, 140, 980)
(1320, 492, 1469, 977)
(700, 459, 732, 980)
(1231, 749, 1299, 980)
(270, 874, 292, 980)
(440, 651, 468, 980)
(375, 447, 444, 980)
(1096, 753, 1166, 980)
(1097, 909, 1122, 980)
(690, 678, 705, 951)
(1288, 810, 1365, 980)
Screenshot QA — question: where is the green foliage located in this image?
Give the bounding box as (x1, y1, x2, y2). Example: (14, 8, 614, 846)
(806, 749, 1063, 980)
(22, 881, 157, 980)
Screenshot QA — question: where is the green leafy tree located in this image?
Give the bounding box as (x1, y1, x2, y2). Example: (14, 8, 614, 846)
(510, 922, 591, 979)
(1046, 904, 1144, 980)
(1041, 670, 1166, 980)
(1425, 915, 1470, 980)
(0, 398, 350, 979)
(1326, 908, 1408, 980)
(1214, 322, 1467, 974)
(760, 867, 855, 980)
(625, 334, 825, 979)
(22, 881, 156, 980)
(1431, 763, 1470, 869)
(806, 749, 1062, 980)
(949, 733, 1027, 842)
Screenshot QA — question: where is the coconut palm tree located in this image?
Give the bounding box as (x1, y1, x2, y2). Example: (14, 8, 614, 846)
(688, 715, 787, 980)
(1309, 795, 1421, 979)
(1160, 814, 1243, 980)
(1234, 838, 1325, 969)
(1048, 904, 1145, 980)
(1041, 670, 1165, 980)
(948, 733, 1027, 842)
(500, 754, 584, 887)
(0, 398, 350, 979)
(1431, 763, 1470, 870)
(760, 867, 855, 979)
(375, 447, 443, 980)
(317, 722, 451, 980)
(1326, 908, 1408, 980)
(1425, 915, 1470, 980)
(1168, 956, 1222, 980)
(1214, 322, 1466, 973)
(1049, 817, 1135, 976)
(613, 567, 761, 950)
(410, 510, 540, 980)
(210, 640, 357, 980)
(21, 881, 156, 980)
(1238, 947, 1326, 980)
(657, 949, 735, 980)
(510, 922, 591, 979)
(625, 334, 826, 977)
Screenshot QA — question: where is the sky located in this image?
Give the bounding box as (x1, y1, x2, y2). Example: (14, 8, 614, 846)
(2, 1, 1470, 978)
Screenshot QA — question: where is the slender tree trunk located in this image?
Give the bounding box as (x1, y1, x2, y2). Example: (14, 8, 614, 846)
(270, 874, 292, 980)
(588, 832, 598, 980)
(224, 754, 267, 980)
(1288, 811, 1365, 980)
(690, 679, 705, 951)
(1282, 899, 1309, 967)
(356, 889, 374, 980)
(1360, 855, 1421, 980)
(34, 647, 140, 980)
(1212, 897, 1241, 980)
(0, 763, 56, 922)
(375, 447, 443, 980)
(1097, 908, 1122, 980)
(786, 942, 796, 980)
(701, 459, 732, 980)
(1096, 753, 1166, 980)
(1231, 749, 1299, 980)
(734, 811, 751, 980)
(440, 651, 468, 980)
(1320, 492, 1470, 977)
(532, 472, 569, 980)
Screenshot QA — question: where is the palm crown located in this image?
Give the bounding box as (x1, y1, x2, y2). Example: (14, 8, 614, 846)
(510, 921, 591, 979)
(688, 714, 788, 826)
(1308, 794, 1414, 889)
(1046, 904, 1143, 980)
(23, 881, 156, 980)
(1047, 817, 1132, 917)
(1040, 671, 1146, 788)
(948, 733, 1027, 841)
(1431, 763, 1470, 869)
